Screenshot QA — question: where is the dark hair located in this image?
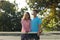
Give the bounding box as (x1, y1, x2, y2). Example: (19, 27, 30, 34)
(22, 12, 31, 20)
(33, 10, 38, 13)
(26, 12, 31, 20)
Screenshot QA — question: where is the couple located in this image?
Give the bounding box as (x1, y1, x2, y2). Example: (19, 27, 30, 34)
(21, 10, 42, 40)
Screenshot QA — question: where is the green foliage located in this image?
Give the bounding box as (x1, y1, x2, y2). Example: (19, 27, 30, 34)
(27, 0, 60, 31)
(0, 1, 22, 31)
(0, 1, 15, 13)
(27, 0, 60, 9)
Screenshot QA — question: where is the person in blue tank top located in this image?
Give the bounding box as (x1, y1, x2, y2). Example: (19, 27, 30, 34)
(30, 10, 42, 40)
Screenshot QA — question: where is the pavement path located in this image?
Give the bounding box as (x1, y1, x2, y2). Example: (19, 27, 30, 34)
(0, 31, 60, 40)
(0, 36, 21, 40)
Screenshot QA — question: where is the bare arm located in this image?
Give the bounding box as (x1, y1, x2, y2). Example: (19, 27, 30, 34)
(38, 24, 42, 33)
(38, 24, 42, 36)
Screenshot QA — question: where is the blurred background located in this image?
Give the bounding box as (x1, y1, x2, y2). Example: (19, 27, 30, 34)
(0, 0, 60, 32)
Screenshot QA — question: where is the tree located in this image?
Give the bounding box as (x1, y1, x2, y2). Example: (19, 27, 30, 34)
(0, 1, 22, 31)
(26, 0, 60, 31)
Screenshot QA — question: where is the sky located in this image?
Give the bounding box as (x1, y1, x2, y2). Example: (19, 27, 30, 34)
(6, 0, 42, 18)
(6, 0, 28, 11)
(6, 0, 60, 18)
(6, 0, 32, 17)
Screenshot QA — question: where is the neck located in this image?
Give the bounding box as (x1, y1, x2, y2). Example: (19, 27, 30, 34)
(25, 18, 29, 20)
(34, 16, 37, 18)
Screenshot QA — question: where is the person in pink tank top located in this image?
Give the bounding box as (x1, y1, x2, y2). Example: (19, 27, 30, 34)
(21, 12, 31, 40)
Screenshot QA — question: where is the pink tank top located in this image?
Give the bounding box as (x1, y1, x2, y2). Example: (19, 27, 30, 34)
(21, 19, 30, 32)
